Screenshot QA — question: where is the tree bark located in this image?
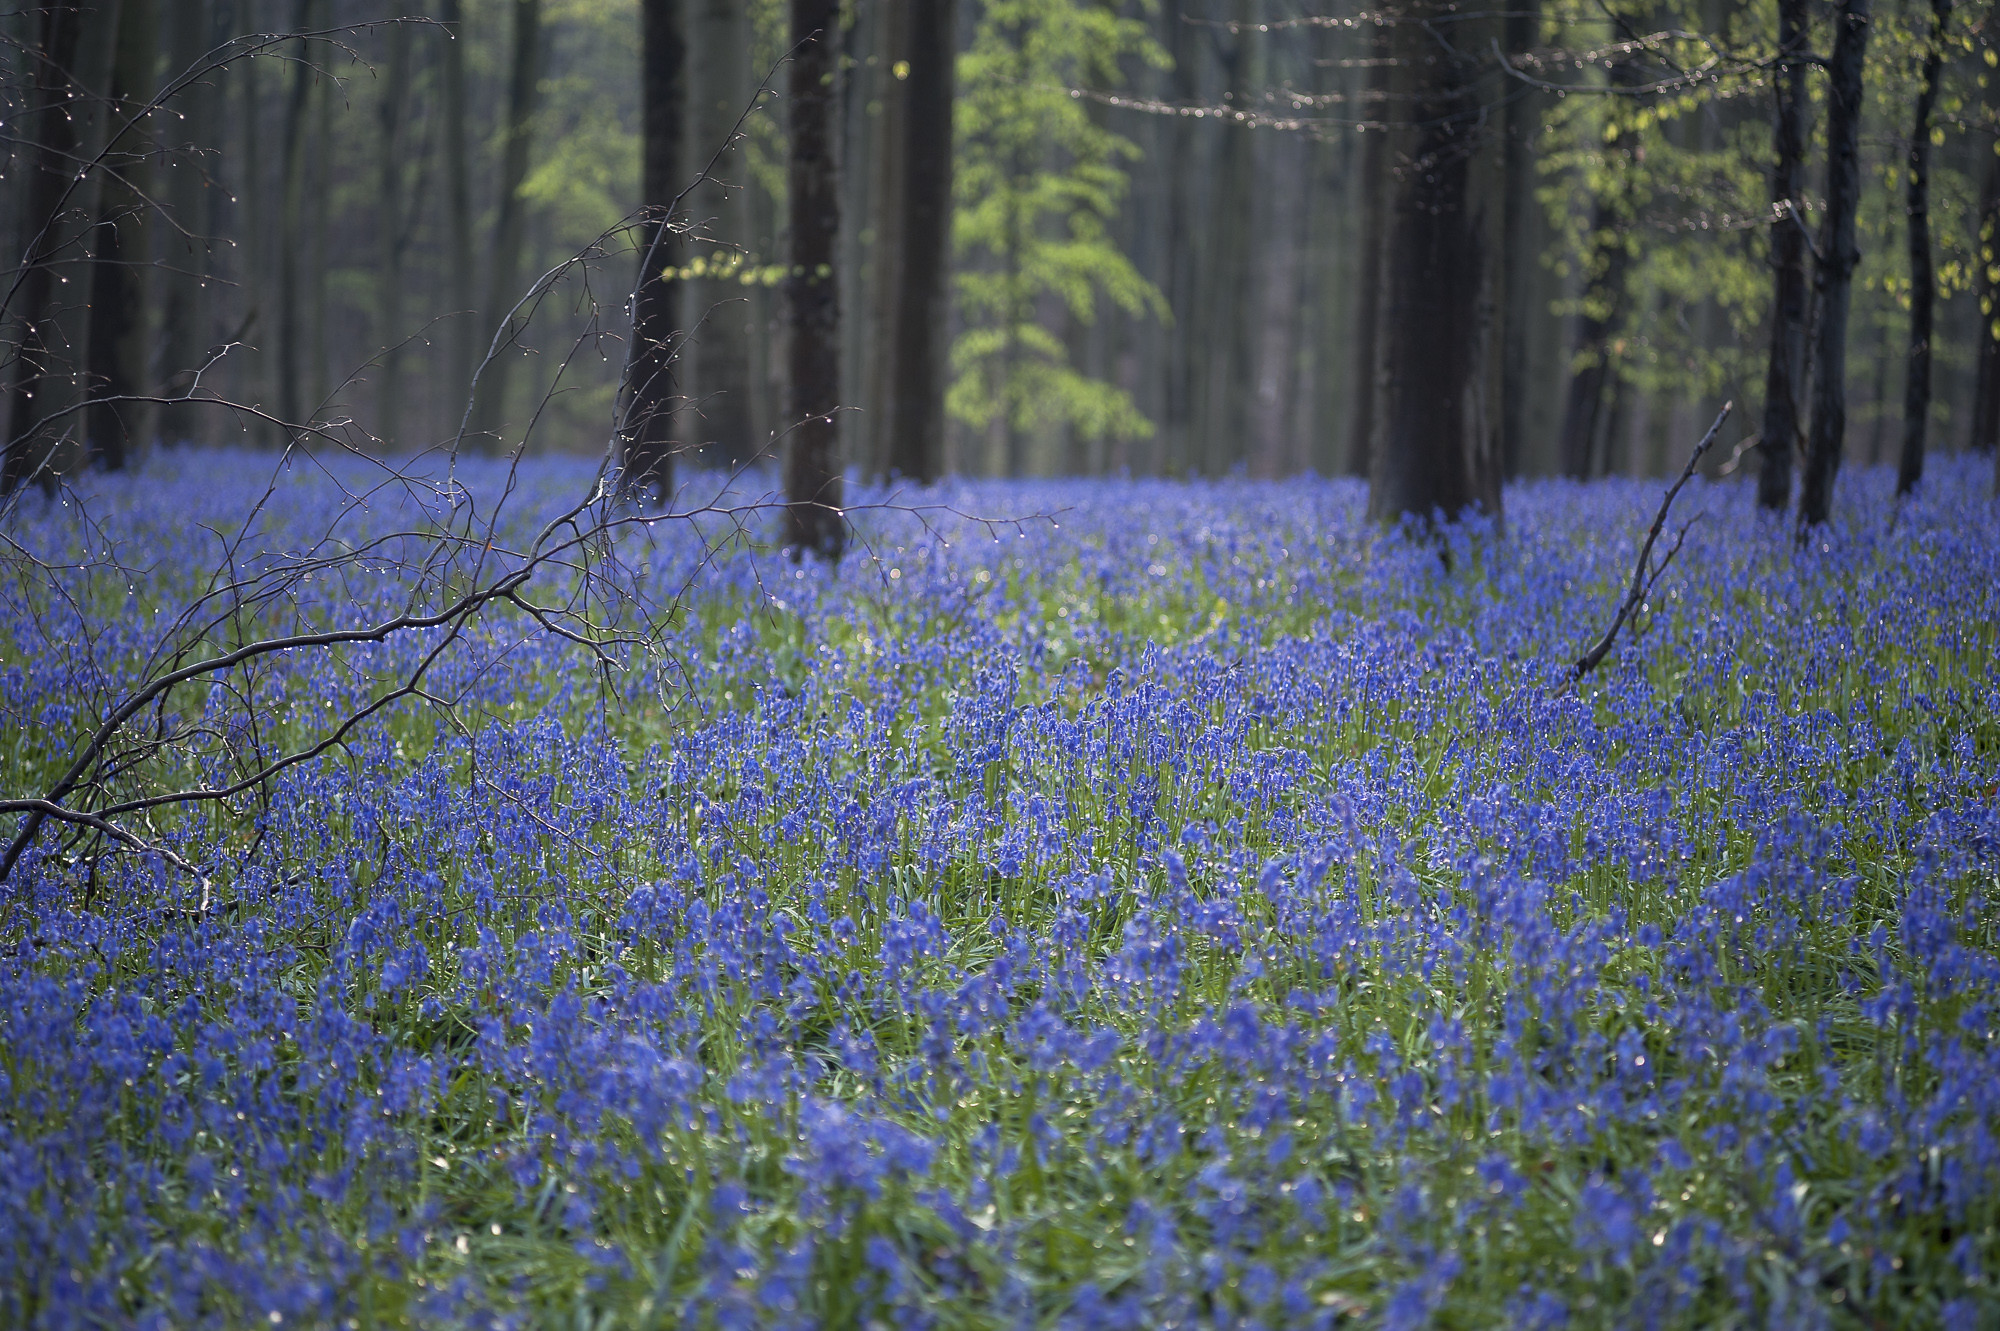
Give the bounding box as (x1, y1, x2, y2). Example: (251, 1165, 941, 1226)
(785, 0, 844, 559)
(85, 0, 159, 471)
(5, 0, 121, 496)
(1557, 57, 1640, 479)
(881, 0, 954, 484)
(619, 0, 685, 505)
(862, 0, 909, 480)
(155, 0, 214, 447)
(1896, 0, 1948, 497)
(468, 0, 544, 452)
(1367, 0, 1502, 527)
(373, 14, 411, 446)
(1798, 0, 1871, 532)
(1974, 110, 2000, 457)
(1344, 32, 1392, 479)
(1757, 0, 1809, 510)
(684, 0, 756, 468)
(1497, 0, 1542, 479)
(276, 0, 314, 434)
(438, 0, 476, 408)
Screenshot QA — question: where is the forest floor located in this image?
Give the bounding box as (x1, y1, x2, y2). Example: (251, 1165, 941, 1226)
(2, 454, 1997, 1329)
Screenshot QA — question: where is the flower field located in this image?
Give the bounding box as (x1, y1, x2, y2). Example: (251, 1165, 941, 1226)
(2, 454, 1998, 1329)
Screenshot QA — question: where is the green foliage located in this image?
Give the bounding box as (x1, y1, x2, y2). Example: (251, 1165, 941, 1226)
(950, 0, 1170, 459)
(1536, 0, 1989, 422)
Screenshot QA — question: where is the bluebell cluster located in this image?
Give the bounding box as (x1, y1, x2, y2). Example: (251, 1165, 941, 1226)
(1, 454, 1996, 1329)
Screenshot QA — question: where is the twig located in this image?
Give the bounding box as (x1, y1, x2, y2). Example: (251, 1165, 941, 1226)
(1575, 401, 1731, 679)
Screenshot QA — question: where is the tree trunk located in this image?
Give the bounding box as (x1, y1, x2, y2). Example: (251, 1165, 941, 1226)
(685, 0, 756, 468)
(1344, 32, 1392, 479)
(1367, 0, 1502, 526)
(5, 0, 121, 496)
(1249, 124, 1306, 477)
(1798, 0, 1871, 532)
(1974, 108, 2000, 456)
(155, 0, 213, 447)
(863, 0, 909, 480)
(1757, 0, 1810, 510)
(1557, 57, 1640, 479)
(1497, 0, 1542, 479)
(374, 15, 411, 447)
(468, 0, 544, 452)
(882, 0, 954, 484)
(85, 0, 159, 471)
(1896, 0, 1947, 496)
(276, 0, 314, 434)
(784, 0, 844, 559)
(619, 0, 685, 505)
(439, 0, 476, 409)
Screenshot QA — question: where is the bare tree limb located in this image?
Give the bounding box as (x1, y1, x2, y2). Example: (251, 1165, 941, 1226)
(1576, 401, 1731, 679)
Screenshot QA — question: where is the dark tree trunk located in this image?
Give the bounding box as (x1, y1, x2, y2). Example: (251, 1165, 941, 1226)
(468, 0, 543, 452)
(1557, 57, 1640, 479)
(1367, 0, 1501, 526)
(881, 0, 954, 484)
(5, 0, 120, 496)
(276, 0, 314, 434)
(1974, 120, 2000, 456)
(1798, 0, 1871, 532)
(1757, 0, 1810, 510)
(1497, 0, 1542, 479)
(1896, 0, 1948, 497)
(155, 0, 214, 447)
(374, 15, 411, 446)
(863, 0, 908, 480)
(1344, 32, 1391, 479)
(685, 0, 756, 468)
(785, 0, 844, 559)
(619, 0, 685, 505)
(1555, 213, 1631, 478)
(439, 0, 476, 406)
(85, 0, 159, 471)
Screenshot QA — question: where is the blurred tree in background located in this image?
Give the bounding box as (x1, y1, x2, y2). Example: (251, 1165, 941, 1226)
(3, 0, 1998, 519)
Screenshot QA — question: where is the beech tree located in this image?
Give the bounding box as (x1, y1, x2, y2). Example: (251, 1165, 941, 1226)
(784, 0, 844, 560)
(620, 0, 686, 506)
(1365, 0, 1502, 526)
(1799, 0, 1872, 532)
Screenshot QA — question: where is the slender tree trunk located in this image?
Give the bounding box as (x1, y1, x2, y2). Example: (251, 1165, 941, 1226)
(883, 0, 954, 483)
(5, 0, 121, 496)
(155, 0, 213, 447)
(1799, 0, 1871, 532)
(276, 0, 313, 433)
(685, 0, 755, 468)
(1367, 0, 1502, 526)
(619, 0, 685, 505)
(1249, 117, 1306, 477)
(375, 16, 411, 446)
(1195, 0, 1253, 477)
(1497, 0, 1542, 479)
(863, 0, 910, 480)
(1555, 214, 1631, 478)
(1757, 0, 1810, 510)
(1897, 0, 1949, 495)
(1557, 57, 1640, 479)
(1974, 115, 2000, 456)
(309, 44, 330, 416)
(238, 32, 269, 439)
(1344, 33, 1392, 479)
(468, 0, 543, 452)
(438, 0, 475, 410)
(785, 0, 844, 558)
(85, 0, 159, 471)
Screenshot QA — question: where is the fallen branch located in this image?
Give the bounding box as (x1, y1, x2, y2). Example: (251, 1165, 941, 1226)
(1575, 401, 1731, 679)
